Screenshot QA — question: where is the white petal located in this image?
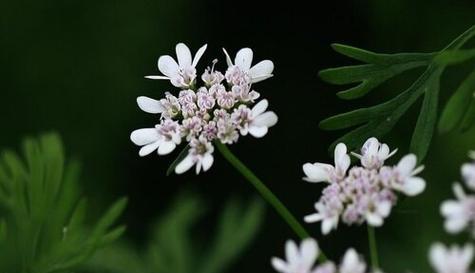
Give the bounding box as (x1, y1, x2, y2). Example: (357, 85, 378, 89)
(429, 243, 446, 272)
(235, 48, 253, 71)
(445, 217, 469, 233)
(130, 128, 160, 145)
(397, 154, 417, 177)
(376, 201, 392, 217)
(222, 48, 233, 67)
(304, 213, 323, 223)
(158, 55, 179, 78)
(249, 125, 268, 138)
(144, 75, 170, 80)
(201, 153, 214, 172)
(363, 137, 379, 155)
(158, 141, 176, 155)
(137, 96, 165, 114)
(249, 60, 274, 79)
(366, 213, 383, 226)
(301, 239, 319, 269)
(252, 99, 269, 117)
(334, 143, 350, 175)
(251, 74, 274, 83)
(453, 183, 467, 199)
(253, 112, 278, 127)
(321, 218, 334, 235)
(195, 160, 202, 174)
(378, 144, 390, 159)
(285, 240, 299, 263)
(192, 44, 207, 68)
(175, 43, 192, 67)
(139, 142, 160, 157)
(175, 154, 195, 174)
(441, 200, 463, 216)
(302, 163, 332, 183)
(341, 248, 359, 269)
(271, 257, 288, 273)
(402, 177, 426, 196)
(462, 245, 474, 265)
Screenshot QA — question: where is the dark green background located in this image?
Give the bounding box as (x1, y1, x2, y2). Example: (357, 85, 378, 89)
(1, 0, 475, 272)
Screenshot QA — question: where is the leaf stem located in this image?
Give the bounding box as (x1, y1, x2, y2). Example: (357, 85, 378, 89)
(367, 225, 380, 270)
(215, 142, 327, 262)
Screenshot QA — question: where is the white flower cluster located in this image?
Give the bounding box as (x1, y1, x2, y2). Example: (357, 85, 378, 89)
(271, 238, 373, 273)
(130, 43, 277, 174)
(303, 137, 426, 234)
(440, 151, 475, 235)
(427, 151, 475, 273)
(429, 243, 474, 273)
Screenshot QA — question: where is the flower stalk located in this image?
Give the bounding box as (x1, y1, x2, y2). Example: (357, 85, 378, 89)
(215, 141, 327, 262)
(367, 225, 380, 270)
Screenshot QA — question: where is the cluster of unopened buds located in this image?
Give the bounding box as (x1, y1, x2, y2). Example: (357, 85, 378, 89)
(130, 43, 277, 174)
(302, 137, 426, 234)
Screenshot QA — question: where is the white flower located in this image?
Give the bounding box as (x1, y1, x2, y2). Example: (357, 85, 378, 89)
(271, 238, 319, 273)
(365, 199, 392, 227)
(302, 143, 350, 183)
(352, 137, 397, 169)
(247, 99, 278, 138)
(441, 183, 475, 234)
(130, 120, 181, 156)
(175, 136, 214, 174)
(429, 243, 474, 273)
(304, 201, 341, 235)
(136, 96, 165, 114)
(392, 154, 426, 196)
(146, 43, 207, 88)
(223, 47, 274, 83)
(339, 248, 366, 273)
(462, 162, 475, 191)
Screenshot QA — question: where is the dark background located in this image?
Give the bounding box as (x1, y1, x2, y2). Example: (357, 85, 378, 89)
(1, 0, 475, 272)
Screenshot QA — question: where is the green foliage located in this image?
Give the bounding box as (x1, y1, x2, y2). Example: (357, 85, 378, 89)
(82, 193, 265, 273)
(320, 25, 475, 160)
(0, 133, 127, 273)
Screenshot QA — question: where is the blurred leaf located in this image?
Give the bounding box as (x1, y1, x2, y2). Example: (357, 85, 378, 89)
(320, 25, 475, 160)
(199, 197, 265, 273)
(0, 133, 127, 273)
(82, 193, 265, 273)
(80, 242, 146, 273)
(439, 69, 475, 133)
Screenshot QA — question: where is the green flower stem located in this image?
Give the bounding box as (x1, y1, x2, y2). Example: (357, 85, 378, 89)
(367, 225, 380, 270)
(215, 142, 327, 262)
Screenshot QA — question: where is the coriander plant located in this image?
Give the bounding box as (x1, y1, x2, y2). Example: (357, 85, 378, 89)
(0, 134, 126, 273)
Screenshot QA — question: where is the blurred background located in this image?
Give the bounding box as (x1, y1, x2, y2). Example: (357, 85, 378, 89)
(1, 0, 475, 272)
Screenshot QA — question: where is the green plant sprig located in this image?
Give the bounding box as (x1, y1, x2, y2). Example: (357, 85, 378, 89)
(320, 25, 475, 160)
(0, 133, 127, 273)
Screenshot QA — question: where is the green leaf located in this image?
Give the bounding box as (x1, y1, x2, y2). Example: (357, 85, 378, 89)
(320, 25, 475, 159)
(410, 72, 441, 160)
(320, 46, 433, 100)
(81, 242, 147, 273)
(0, 133, 127, 273)
(199, 198, 265, 273)
(439, 70, 475, 133)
